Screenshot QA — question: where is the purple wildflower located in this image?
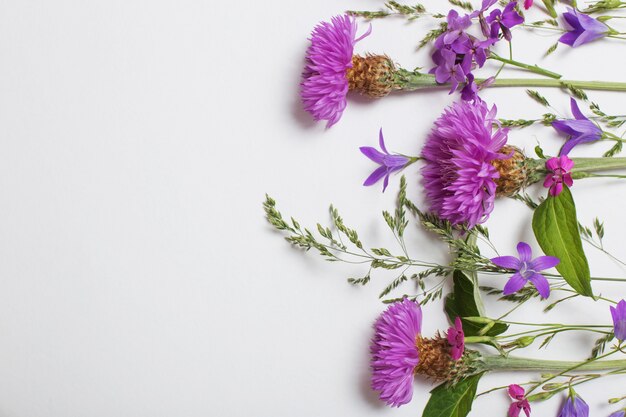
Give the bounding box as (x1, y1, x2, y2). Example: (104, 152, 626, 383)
(360, 129, 410, 192)
(446, 317, 465, 361)
(558, 393, 589, 417)
(552, 98, 603, 156)
(491, 242, 559, 299)
(610, 299, 626, 341)
(300, 15, 371, 127)
(371, 298, 422, 407)
(432, 48, 469, 93)
(543, 156, 574, 197)
(508, 384, 531, 417)
(487, 2, 524, 41)
(559, 8, 610, 47)
(421, 100, 509, 228)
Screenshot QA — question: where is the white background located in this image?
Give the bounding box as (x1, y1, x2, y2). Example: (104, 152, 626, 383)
(0, 0, 625, 416)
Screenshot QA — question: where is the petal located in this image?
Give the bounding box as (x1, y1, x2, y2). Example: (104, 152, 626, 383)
(529, 256, 560, 271)
(570, 98, 586, 121)
(491, 256, 521, 270)
(516, 242, 532, 263)
(508, 384, 525, 400)
(559, 31, 579, 47)
(503, 273, 527, 295)
(550, 182, 563, 196)
(559, 155, 575, 171)
(529, 273, 550, 298)
(378, 128, 389, 154)
(545, 157, 559, 171)
(363, 166, 387, 186)
(508, 403, 521, 417)
(455, 316, 463, 332)
(360, 146, 385, 163)
(382, 173, 390, 192)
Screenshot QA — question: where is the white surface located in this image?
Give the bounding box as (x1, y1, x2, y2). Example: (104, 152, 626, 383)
(0, 0, 624, 416)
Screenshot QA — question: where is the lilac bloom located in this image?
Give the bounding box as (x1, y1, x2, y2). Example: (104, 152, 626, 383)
(431, 49, 467, 93)
(446, 317, 465, 361)
(466, 37, 496, 68)
(558, 393, 589, 417)
(552, 98, 603, 156)
(508, 384, 531, 417)
(491, 242, 559, 299)
(610, 299, 626, 341)
(543, 156, 574, 197)
(487, 2, 524, 41)
(440, 10, 473, 50)
(559, 8, 610, 47)
(360, 129, 410, 192)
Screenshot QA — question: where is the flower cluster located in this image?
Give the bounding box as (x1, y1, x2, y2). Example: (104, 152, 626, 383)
(430, 1, 523, 100)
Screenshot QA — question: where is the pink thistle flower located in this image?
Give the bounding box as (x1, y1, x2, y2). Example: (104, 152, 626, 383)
(300, 15, 371, 127)
(370, 298, 421, 407)
(421, 100, 510, 228)
(508, 384, 531, 417)
(447, 317, 465, 361)
(543, 156, 574, 197)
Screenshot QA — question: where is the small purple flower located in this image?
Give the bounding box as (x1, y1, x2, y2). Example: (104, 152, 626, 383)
(610, 299, 626, 341)
(421, 100, 509, 228)
(447, 317, 465, 361)
(371, 298, 422, 407)
(552, 98, 603, 156)
(508, 384, 531, 417)
(559, 8, 610, 47)
(300, 15, 371, 127)
(360, 129, 410, 192)
(543, 156, 574, 197)
(558, 393, 589, 417)
(491, 242, 559, 299)
(487, 2, 524, 41)
(432, 49, 469, 93)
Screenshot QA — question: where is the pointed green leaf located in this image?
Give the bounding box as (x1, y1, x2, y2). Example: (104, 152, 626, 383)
(532, 186, 593, 297)
(422, 373, 484, 417)
(444, 271, 508, 337)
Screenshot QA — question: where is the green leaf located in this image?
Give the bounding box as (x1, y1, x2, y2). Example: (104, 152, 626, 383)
(444, 271, 508, 337)
(532, 186, 593, 297)
(422, 373, 484, 417)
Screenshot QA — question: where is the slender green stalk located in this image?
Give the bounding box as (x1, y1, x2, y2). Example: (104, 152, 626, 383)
(489, 53, 562, 79)
(570, 157, 626, 172)
(481, 355, 626, 372)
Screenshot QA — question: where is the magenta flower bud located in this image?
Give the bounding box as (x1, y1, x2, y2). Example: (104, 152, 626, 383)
(446, 317, 465, 361)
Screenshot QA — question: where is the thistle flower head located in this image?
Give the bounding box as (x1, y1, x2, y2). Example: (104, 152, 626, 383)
(300, 15, 371, 127)
(421, 100, 510, 228)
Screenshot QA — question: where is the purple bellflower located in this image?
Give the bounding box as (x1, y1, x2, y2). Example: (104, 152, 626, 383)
(370, 298, 422, 407)
(487, 2, 524, 41)
(508, 384, 531, 417)
(559, 8, 610, 47)
(552, 98, 603, 156)
(360, 129, 410, 192)
(544, 156, 574, 197)
(491, 242, 559, 299)
(610, 299, 626, 341)
(558, 392, 589, 417)
(300, 15, 371, 127)
(446, 317, 465, 361)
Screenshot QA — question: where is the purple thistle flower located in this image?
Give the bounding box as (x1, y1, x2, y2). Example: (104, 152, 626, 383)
(552, 98, 603, 156)
(446, 317, 465, 361)
(300, 15, 371, 127)
(370, 298, 422, 407)
(558, 393, 589, 417)
(559, 8, 610, 47)
(421, 100, 509, 228)
(508, 384, 531, 417)
(610, 299, 626, 341)
(491, 242, 559, 299)
(360, 129, 410, 192)
(487, 2, 524, 41)
(543, 156, 574, 197)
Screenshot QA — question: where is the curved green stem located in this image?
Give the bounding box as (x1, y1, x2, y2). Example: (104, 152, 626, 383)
(489, 53, 562, 79)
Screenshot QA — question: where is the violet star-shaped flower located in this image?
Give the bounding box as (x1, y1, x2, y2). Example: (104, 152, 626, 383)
(508, 384, 531, 417)
(487, 2, 524, 41)
(610, 299, 626, 341)
(559, 8, 610, 47)
(543, 156, 574, 197)
(360, 128, 410, 192)
(446, 317, 465, 361)
(558, 393, 589, 417)
(552, 98, 603, 156)
(491, 242, 559, 299)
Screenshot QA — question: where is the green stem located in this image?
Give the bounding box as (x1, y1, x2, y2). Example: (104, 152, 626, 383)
(489, 53, 562, 79)
(481, 355, 626, 372)
(570, 157, 626, 172)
